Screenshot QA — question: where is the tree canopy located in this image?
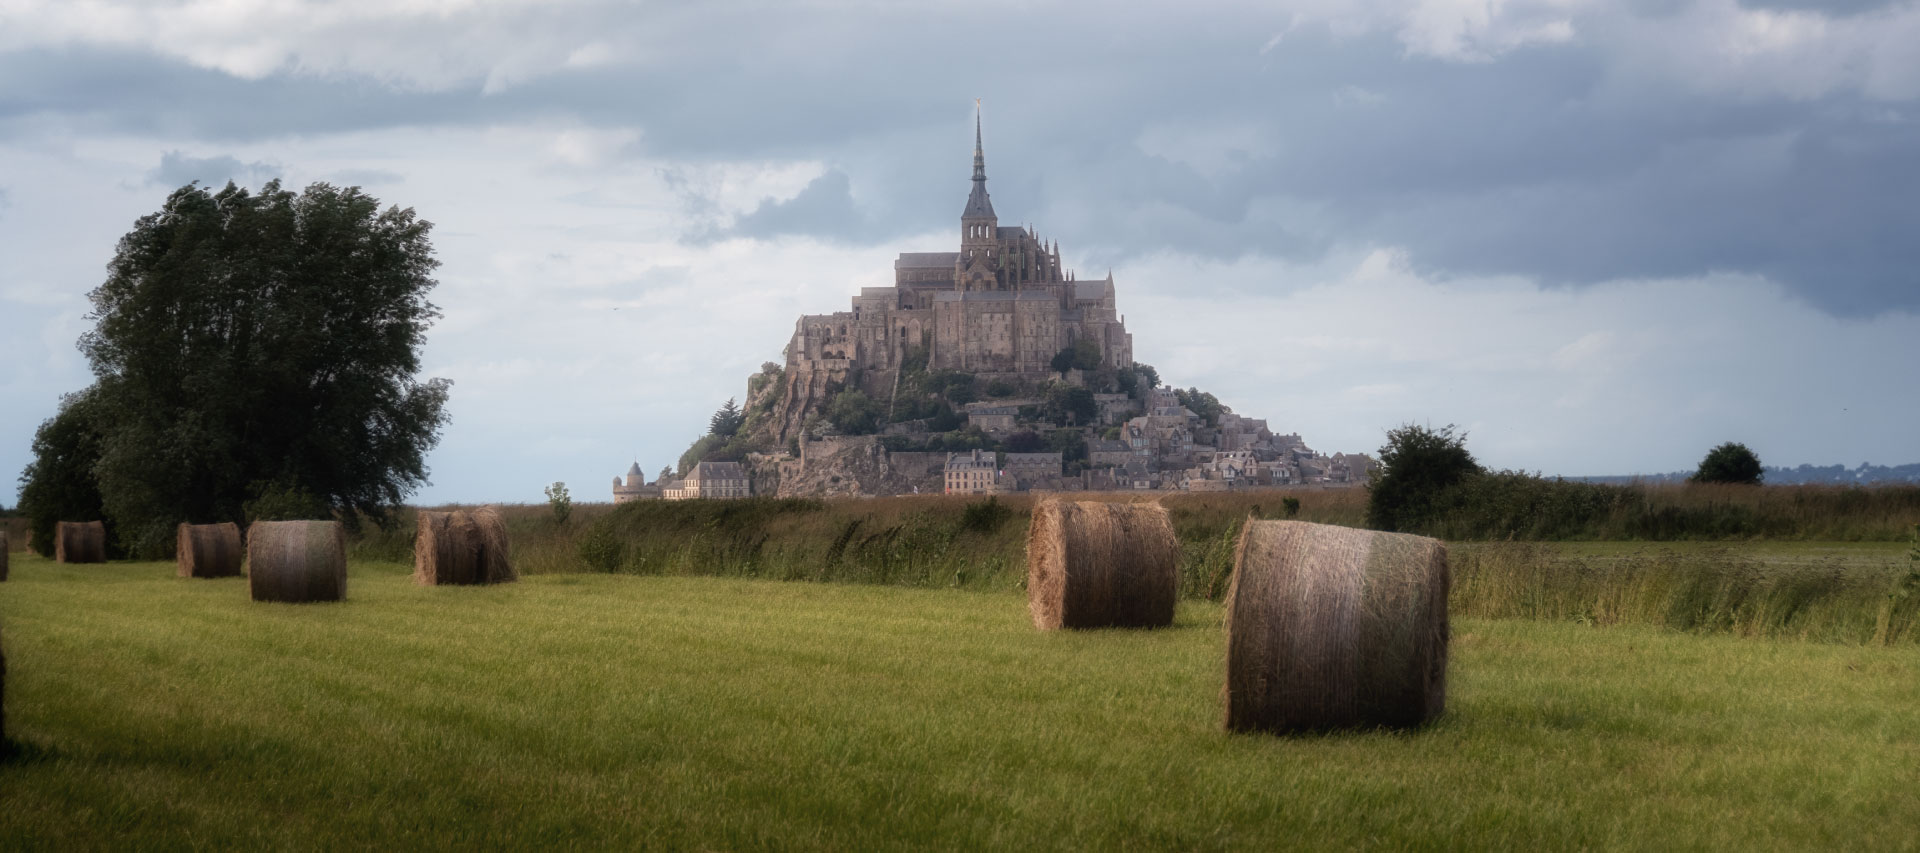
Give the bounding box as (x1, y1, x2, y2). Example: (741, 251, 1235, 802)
(1692, 442, 1763, 485)
(17, 180, 451, 556)
(1366, 423, 1483, 533)
(1174, 387, 1224, 427)
(709, 398, 745, 437)
(1050, 339, 1102, 374)
(825, 388, 883, 436)
(1044, 385, 1098, 426)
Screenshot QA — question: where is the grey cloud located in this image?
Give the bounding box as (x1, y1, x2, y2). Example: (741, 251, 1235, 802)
(7, 3, 1919, 316)
(147, 150, 283, 189)
(690, 170, 892, 246)
(329, 168, 404, 186)
(1737, 0, 1910, 15)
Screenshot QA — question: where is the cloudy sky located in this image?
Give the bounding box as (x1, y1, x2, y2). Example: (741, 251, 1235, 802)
(3, 0, 1917, 505)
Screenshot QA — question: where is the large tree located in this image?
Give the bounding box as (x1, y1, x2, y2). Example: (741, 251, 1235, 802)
(15, 388, 115, 557)
(19, 180, 451, 556)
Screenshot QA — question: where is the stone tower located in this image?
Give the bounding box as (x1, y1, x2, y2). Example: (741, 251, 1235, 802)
(958, 107, 999, 292)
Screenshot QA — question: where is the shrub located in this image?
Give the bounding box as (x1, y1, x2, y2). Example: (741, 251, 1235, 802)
(960, 497, 1013, 534)
(545, 482, 573, 526)
(826, 389, 883, 435)
(1693, 442, 1763, 485)
(576, 520, 624, 572)
(1366, 423, 1481, 533)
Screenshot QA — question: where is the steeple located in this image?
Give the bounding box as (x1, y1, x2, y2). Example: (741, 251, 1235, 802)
(962, 103, 996, 221)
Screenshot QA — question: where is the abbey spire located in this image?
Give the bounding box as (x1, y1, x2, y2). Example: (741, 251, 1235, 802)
(962, 105, 996, 224)
(958, 102, 1000, 291)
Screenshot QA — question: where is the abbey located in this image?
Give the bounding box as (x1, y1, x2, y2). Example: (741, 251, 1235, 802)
(773, 115, 1133, 440)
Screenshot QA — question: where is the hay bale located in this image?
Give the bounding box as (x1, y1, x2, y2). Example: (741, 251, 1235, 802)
(1027, 499, 1180, 630)
(1224, 520, 1449, 733)
(176, 522, 244, 579)
(414, 507, 515, 586)
(55, 521, 107, 564)
(247, 520, 346, 603)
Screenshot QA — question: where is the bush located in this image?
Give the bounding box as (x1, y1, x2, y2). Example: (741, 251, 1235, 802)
(1366, 423, 1481, 533)
(1005, 430, 1045, 453)
(1047, 428, 1088, 463)
(1693, 442, 1763, 485)
(545, 482, 573, 526)
(1045, 385, 1097, 426)
(244, 479, 333, 524)
(960, 497, 1014, 534)
(1173, 388, 1223, 427)
(826, 389, 883, 435)
(576, 519, 625, 572)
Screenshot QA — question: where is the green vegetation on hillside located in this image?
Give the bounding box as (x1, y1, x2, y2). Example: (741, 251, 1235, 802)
(2, 560, 1916, 849)
(677, 349, 1168, 474)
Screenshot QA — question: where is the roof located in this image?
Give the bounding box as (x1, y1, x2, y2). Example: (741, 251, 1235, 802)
(690, 461, 746, 480)
(1089, 440, 1131, 453)
(895, 252, 959, 269)
(626, 462, 644, 480)
(945, 449, 995, 469)
(1073, 280, 1112, 301)
(963, 181, 996, 219)
(932, 290, 1056, 303)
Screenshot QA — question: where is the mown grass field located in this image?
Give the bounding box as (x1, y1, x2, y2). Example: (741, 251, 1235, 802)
(4, 554, 1917, 849)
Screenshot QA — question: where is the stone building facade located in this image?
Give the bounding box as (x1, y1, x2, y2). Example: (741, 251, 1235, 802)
(944, 449, 1002, 495)
(612, 463, 662, 503)
(771, 112, 1134, 442)
(664, 461, 751, 500)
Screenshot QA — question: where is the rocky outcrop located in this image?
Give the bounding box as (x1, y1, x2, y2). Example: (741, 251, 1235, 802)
(771, 437, 945, 498)
(771, 359, 849, 444)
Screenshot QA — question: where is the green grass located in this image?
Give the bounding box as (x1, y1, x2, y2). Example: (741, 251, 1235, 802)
(4, 554, 1918, 849)
(1453, 540, 1920, 645)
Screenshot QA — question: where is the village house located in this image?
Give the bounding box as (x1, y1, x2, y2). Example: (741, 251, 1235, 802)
(664, 461, 751, 500)
(944, 449, 1002, 495)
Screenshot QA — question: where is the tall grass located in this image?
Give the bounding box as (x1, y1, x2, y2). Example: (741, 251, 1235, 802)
(1423, 477, 1920, 541)
(1452, 537, 1920, 645)
(345, 490, 1369, 595)
(338, 493, 1917, 646)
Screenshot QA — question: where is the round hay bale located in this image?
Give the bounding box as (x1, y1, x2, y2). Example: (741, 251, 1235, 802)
(55, 521, 107, 564)
(470, 507, 516, 585)
(1027, 499, 1180, 630)
(177, 522, 244, 579)
(1223, 520, 1449, 733)
(414, 507, 516, 586)
(247, 520, 347, 603)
